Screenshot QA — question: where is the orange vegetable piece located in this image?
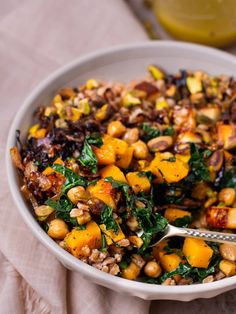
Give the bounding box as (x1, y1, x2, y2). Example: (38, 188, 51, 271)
(93, 144, 116, 166)
(100, 165, 127, 183)
(103, 134, 128, 155)
(126, 172, 151, 194)
(64, 221, 102, 257)
(183, 238, 213, 268)
(87, 179, 116, 209)
(149, 152, 189, 183)
(159, 250, 181, 272)
(164, 208, 191, 223)
(116, 147, 134, 169)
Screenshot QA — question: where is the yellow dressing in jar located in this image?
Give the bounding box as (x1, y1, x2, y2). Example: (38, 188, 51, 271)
(154, 0, 236, 47)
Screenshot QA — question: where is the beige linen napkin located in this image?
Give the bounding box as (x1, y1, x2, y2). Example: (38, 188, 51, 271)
(0, 0, 149, 313)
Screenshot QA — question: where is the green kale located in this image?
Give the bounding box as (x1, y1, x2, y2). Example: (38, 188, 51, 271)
(131, 196, 168, 252)
(160, 262, 192, 282)
(104, 177, 131, 203)
(172, 215, 192, 228)
(52, 164, 87, 194)
(45, 197, 81, 227)
(78, 133, 103, 174)
(101, 205, 119, 234)
(163, 125, 174, 136)
(138, 277, 160, 284)
(186, 143, 211, 183)
(160, 244, 221, 283)
(140, 123, 161, 142)
(220, 167, 236, 189)
(86, 133, 103, 147)
(100, 234, 107, 252)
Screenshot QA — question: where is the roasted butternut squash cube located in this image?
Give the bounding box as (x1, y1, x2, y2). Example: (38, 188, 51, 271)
(100, 165, 127, 183)
(152, 240, 169, 261)
(93, 144, 116, 165)
(149, 152, 189, 183)
(219, 259, 236, 277)
(87, 179, 116, 209)
(126, 172, 151, 194)
(164, 208, 191, 223)
(103, 134, 128, 155)
(100, 223, 125, 245)
(183, 238, 213, 268)
(116, 147, 134, 169)
(217, 124, 236, 150)
(64, 221, 102, 257)
(159, 250, 181, 272)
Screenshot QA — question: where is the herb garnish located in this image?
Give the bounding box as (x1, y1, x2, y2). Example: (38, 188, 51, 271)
(186, 143, 212, 183)
(78, 133, 103, 174)
(219, 167, 236, 189)
(45, 197, 84, 228)
(141, 123, 161, 142)
(52, 164, 87, 194)
(141, 123, 175, 142)
(172, 215, 192, 228)
(101, 205, 119, 234)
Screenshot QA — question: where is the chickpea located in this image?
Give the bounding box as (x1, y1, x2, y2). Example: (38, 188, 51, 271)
(107, 121, 126, 138)
(144, 261, 162, 278)
(122, 262, 140, 280)
(47, 219, 69, 240)
(126, 216, 139, 231)
(219, 188, 235, 206)
(132, 140, 148, 159)
(67, 186, 90, 204)
(220, 243, 236, 262)
(123, 128, 139, 145)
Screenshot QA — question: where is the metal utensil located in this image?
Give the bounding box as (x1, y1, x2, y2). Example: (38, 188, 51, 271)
(137, 224, 236, 247)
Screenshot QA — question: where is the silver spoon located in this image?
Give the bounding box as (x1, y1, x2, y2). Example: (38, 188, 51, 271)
(137, 224, 236, 247)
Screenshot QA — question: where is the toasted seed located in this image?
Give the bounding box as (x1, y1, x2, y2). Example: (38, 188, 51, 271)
(202, 275, 214, 283)
(70, 208, 83, 218)
(147, 136, 173, 152)
(209, 150, 224, 172)
(35, 205, 54, 217)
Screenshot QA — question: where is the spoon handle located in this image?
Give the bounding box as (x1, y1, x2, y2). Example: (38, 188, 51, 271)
(173, 226, 236, 244)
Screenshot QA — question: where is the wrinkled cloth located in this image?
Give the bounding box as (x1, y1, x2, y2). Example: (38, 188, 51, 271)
(0, 0, 148, 313)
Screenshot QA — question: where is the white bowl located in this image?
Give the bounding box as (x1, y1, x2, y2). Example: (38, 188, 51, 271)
(6, 41, 236, 301)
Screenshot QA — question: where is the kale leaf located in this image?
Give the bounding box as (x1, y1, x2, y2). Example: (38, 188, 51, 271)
(140, 123, 161, 142)
(52, 164, 87, 194)
(220, 167, 236, 189)
(186, 143, 211, 183)
(160, 243, 221, 283)
(101, 205, 119, 234)
(160, 262, 192, 282)
(45, 197, 83, 228)
(172, 215, 192, 228)
(78, 133, 103, 174)
(104, 177, 131, 203)
(163, 125, 174, 136)
(86, 133, 103, 147)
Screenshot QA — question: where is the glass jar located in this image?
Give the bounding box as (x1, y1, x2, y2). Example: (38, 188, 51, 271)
(153, 0, 236, 47)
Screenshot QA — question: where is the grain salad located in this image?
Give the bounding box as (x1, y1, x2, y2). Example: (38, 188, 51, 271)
(11, 65, 236, 285)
